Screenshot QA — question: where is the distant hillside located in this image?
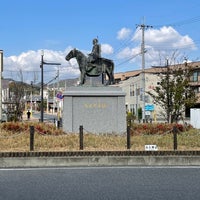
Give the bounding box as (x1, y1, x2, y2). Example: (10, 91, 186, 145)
(48, 77, 79, 88)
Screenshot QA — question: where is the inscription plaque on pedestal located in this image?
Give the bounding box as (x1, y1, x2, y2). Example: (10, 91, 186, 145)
(62, 86, 126, 134)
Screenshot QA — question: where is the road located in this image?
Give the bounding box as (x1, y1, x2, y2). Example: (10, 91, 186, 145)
(31, 111, 58, 123)
(0, 166, 200, 200)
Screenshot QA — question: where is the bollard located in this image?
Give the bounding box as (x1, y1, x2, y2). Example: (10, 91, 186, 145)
(127, 120, 131, 149)
(173, 125, 178, 151)
(57, 120, 60, 129)
(79, 125, 83, 150)
(30, 126, 35, 151)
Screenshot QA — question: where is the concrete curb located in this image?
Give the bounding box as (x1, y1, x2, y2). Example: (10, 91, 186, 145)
(1, 156, 200, 168)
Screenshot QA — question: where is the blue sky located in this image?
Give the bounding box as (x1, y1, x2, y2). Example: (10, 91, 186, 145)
(1, 0, 200, 83)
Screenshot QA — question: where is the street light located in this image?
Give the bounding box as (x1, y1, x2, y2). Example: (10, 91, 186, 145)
(40, 50, 61, 122)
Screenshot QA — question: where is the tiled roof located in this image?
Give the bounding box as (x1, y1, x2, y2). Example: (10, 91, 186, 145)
(114, 61, 200, 80)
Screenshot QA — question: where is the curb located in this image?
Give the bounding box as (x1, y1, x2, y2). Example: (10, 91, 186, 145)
(1, 156, 200, 168)
(1, 150, 200, 157)
(1, 151, 200, 168)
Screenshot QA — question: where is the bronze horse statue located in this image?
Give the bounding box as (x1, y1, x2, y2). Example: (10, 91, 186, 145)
(65, 49, 115, 85)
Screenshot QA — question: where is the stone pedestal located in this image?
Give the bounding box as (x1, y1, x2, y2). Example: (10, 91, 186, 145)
(62, 86, 126, 134)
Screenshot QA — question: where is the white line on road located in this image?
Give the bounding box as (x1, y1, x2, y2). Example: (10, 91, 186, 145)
(1, 165, 200, 171)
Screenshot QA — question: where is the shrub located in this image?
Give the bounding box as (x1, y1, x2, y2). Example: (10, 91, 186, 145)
(1, 122, 28, 132)
(131, 123, 190, 135)
(0, 121, 65, 135)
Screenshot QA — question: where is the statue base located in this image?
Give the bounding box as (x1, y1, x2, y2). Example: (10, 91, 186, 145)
(62, 86, 126, 134)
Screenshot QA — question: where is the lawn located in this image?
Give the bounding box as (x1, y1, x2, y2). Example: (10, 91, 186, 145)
(0, 121, 200, 152)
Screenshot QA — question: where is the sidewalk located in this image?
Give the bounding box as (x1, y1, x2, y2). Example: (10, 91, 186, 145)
(22, 111, 58, 124)
(22, 111, 39, 122)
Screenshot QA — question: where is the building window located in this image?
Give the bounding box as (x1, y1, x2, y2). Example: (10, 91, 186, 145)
(140, 94, 143, 101)
(145, 95, 150, 103)
(193, 71, 198, 82)
(130, 84, 134, 96)
(136, 88, 140, 96)
(194, 86, 200, 93)
(130, 104, 135, 114)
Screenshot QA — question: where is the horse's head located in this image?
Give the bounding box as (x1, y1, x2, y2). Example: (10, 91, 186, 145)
(65, 48, 76, 61)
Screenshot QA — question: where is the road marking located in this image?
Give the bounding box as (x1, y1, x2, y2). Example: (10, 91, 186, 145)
(1, 166, 200, 171)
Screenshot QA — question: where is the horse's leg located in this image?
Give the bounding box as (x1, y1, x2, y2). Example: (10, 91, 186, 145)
(110, 63, 115, 84)
(83, 72, 86, 84)
(110, 70, 115, 84)
(106, 63, 115, 85)
(80, 71, 84, 85)
(82, 71, 86, 84)
(105, 68, 111, 85)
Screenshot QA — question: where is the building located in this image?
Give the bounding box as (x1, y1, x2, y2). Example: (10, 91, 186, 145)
(2, 61, 200, 122)
(115, 61, 200, 122)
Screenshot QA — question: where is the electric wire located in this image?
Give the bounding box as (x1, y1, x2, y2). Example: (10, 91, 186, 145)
(114, 15, 200, 71)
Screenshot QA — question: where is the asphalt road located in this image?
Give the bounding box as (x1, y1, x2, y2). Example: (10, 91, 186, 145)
(0, 166, 200, 200)
(31, 111, 58, 123)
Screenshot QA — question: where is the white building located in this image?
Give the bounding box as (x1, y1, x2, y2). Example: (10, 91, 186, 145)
(117, 71, 163, 122)
(114, 62, 200, 122)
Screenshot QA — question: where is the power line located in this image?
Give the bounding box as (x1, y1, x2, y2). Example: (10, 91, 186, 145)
(115, 15, 200, 69)
(153, 15, 200, 28)
(116, 52, 142, 67)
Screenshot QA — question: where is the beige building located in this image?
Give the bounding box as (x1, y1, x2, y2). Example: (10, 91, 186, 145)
(116, 70, 163, 121)
(114, 61, 200, 122)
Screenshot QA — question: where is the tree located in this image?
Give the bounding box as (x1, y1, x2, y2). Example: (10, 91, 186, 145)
(147, 61, 198, 123)
(137, 107, 142, 123)
(8, 81, 26, 121)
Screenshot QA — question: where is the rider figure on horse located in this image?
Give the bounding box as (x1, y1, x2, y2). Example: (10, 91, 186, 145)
(88, 38, 101, 66)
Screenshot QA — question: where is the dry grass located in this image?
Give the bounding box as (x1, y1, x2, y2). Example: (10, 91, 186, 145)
(0, 122, 200, 152)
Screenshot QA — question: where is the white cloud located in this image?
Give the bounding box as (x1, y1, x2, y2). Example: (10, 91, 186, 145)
(2, 26, 198, 82)
(3, 47, 80, 83)
(2, 44, 114, 84)
(117, 28, 132, 40)
(116, 26, 197, 68)
(101, 43, 113, 55)
(117, 47, 140, 59)
(133, 26, 196, 51)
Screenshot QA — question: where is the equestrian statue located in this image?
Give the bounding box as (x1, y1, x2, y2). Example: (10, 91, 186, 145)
(65, 38, 115, 85)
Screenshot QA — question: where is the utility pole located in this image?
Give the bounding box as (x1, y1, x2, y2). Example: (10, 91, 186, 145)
(136, 23, 152, 122)
(166, 58, 170, 123)
(40, 50, 61, 122)
(0, 50, 3, 122)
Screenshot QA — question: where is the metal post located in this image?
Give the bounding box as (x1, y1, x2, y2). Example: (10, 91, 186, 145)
(173, 125, 178, 151)
(137, 22, 152, 123)
(166, 59, 170, 123)
(30, 126, 35, 151)
(0, 50, 3, 122)
(79, 125, 83, 150)
(40, 50, 61, 122)
(141, 24, 146, 123)
(127, 120, 131, 149)
(31, 81, 33, 115)
(102, 73, 105, 85)
(40, 50, 44, 122)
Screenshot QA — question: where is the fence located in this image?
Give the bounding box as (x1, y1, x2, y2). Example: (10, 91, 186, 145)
(0, 124, 200, 152)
